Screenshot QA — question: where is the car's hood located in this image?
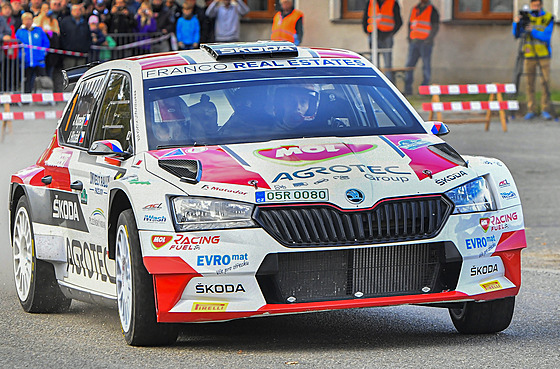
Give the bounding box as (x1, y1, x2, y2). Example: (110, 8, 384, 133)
(148, 134, 476, 208)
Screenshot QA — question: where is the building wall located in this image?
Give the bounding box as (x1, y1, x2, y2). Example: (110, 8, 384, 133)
(238, 0, 560, 90)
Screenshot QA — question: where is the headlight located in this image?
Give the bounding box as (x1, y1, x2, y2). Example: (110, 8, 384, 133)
(445, 177, 495, 214)
(172, 197, 255, 231)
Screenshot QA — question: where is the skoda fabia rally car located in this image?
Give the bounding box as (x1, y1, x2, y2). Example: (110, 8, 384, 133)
(9, 42, 526, 346)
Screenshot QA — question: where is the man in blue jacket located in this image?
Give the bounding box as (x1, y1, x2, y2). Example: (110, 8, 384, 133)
(15, 12, 49, 93)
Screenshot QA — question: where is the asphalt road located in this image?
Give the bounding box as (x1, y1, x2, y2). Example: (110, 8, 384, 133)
(0, 112, 558, 368)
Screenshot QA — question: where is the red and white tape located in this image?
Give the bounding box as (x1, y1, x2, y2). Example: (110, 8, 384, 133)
(1, 43, 88, 57)
(0, 93, 71, 104)
(419, 84, 517, 95)
(422, 101, 519, 112)
(0, 110, 63, 121)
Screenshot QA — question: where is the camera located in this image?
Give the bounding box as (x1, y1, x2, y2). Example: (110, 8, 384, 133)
(519, 5, 531, 31)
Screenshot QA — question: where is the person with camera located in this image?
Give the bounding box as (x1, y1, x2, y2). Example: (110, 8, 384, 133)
(513, 0, 554, 120)
(205, 0, 249, 43)
(108, 0, 135, 34)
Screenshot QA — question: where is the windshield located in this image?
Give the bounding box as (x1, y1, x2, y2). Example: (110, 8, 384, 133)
(143, 67, 425, 149)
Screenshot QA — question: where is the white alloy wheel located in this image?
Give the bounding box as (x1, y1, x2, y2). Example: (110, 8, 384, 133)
(116, 224, 133, 333)
(13, 205, 33, 302)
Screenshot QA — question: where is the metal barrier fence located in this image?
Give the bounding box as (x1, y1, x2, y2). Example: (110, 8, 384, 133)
(1, 33, 174, 93)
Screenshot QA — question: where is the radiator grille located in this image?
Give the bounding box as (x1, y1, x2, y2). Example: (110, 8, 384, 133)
(256, 243, 445, 304)
(254, 195, 453, 247)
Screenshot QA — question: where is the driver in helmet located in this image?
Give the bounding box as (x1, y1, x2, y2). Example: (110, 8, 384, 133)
(274, 84, 321, 130)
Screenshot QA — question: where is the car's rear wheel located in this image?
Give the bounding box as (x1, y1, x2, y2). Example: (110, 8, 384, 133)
(116, 209, 178, 346)
(449, 297, 515, 334)
(12, 196, 71, 313)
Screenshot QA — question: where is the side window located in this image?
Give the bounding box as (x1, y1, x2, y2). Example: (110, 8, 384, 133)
(92, 73, 133, 152)
(59, 74, 106, 148)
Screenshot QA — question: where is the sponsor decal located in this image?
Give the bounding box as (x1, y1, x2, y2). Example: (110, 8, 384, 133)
(197, 253, 248, 266)
(66, 238, 115, 283)
(89, 208, 106, 228)
(80, 189, 88, 205)
(435, 170, 468, 186)
(397, 139, 433, 150)
(50, 191, 88, 231)
(151, 235, 174, 249)
(195, 283, 246, 294)
(346, 189, 365, 204)
(500, 191, 517, 200)
(293, 182, 308, 187)
(480, 280, 502, 291)
(256, 189, 328, 203)
(465, 235, 497, 250)
(191, 302, 228, 312)
(144, 215, 166, 223)
(132, 159, 143, 168)
(314, 178, 328, 184)
(364, 174, 409, 183)
(254, 143, 376, 166)
(201, 184, 248, 196)
(130, 179, 151, 185)
(480, 212, 518, 233)
(219, 45, 297, 55)
(333, 175, 350, 180)
(170, 235, 220, 251)
(89, 172, 110, 195)
(498, 179, 511, 188)
(482, 160, 503, 167)
(143, 203, 163, 211)
(272, 165, 411, 183)
(45, 151, 72, 168)
(470, 264, 498, 277)
(274, 185, 287, 190)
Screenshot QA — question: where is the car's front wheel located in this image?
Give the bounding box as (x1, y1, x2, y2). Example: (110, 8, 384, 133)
(449, 297, 515, 334)
(116, 209, 178, 346)
(12, 196, 71, 313)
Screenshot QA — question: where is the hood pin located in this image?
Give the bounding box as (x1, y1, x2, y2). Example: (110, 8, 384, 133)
(249, 180, 259, 189)
(422, 169, 433, 179)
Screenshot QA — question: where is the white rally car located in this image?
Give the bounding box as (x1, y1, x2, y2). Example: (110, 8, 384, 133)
(9, 42, 526, 346)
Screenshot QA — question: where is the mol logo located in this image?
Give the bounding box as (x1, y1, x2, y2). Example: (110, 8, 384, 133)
(255, 144, 376, 166)
(479, 218, 490, 232)
(151, 235, 173, 249)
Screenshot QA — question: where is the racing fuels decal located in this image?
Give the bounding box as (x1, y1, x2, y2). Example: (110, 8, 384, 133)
(66, 238, 116, 283)
(254, 144, 377, 166)
(480, 212, 518, 233)
(191, 302, 228, 312)
(271, 165, 411, 183)
(255, 189, 328, 203)
(152, 234, 221, 251)
(49, 190, 88, 232)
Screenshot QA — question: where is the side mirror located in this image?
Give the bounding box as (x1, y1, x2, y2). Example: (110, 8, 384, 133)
(426, 121, 449, 136)
(89, 140, 131, 158)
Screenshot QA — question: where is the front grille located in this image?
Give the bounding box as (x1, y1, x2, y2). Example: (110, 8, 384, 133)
(254, 195, 453, 247)
(158, 159, 199, 182)
(256, 243, 453, 304)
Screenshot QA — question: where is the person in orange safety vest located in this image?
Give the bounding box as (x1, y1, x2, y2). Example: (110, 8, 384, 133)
(271, 0, 303, 45)
(404, 0, 439, 96)
(362, 0, 402, 83)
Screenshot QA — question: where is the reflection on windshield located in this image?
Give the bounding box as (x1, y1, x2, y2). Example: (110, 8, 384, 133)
(144, 75, 423, 149)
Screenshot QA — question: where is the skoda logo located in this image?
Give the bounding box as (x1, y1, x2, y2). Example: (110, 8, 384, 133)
(345, 189, 364, 204)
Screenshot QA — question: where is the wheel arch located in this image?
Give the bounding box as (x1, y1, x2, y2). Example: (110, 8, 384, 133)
(9, 184, 30, 242)
(108, 189, 133, 260)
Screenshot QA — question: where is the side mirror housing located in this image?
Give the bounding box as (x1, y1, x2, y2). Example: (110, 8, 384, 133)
(89, 140, 131, 158)
(426, 121, 449, 136)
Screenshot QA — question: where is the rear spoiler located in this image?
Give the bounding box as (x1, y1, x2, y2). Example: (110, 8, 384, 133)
(62, 61, 102, 89)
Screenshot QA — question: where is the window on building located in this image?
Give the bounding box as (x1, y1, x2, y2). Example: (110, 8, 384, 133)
(245, 0, 279, 19)
(454, 0, 513, 20)
(342, 0, 367, 20)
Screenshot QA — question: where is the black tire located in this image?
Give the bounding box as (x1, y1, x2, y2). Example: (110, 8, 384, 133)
(12, 196, 72, 313)
(449, 296, 515, 334)
(116, 209, 179, 346)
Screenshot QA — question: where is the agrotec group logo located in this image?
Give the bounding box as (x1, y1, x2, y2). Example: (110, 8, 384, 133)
(254, 143, 377, 166)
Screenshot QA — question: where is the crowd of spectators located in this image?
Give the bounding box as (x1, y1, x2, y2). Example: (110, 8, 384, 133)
(1, 0, 222, 91)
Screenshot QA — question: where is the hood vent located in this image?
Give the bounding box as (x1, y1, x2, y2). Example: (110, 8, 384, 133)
(429, 143, 467, 167)
(158, 159, 201, 184)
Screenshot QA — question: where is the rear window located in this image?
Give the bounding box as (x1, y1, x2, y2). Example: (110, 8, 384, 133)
(143, 67, 424, 149)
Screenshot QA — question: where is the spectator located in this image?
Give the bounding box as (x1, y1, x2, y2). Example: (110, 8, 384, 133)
(98, 21, 115, 61)
(151, 0, 174, 52)
(92, 0, 110, 25)
(10, 0, 23, 30)
(60, 3, 91, 68)
(176, 0, 199, 50)
(88, 14, 105, 61)
(188, 0, 213, 44)
(109, 0, 135, 33)
(27, 0, 42, 17)
(205, 0, 249, 42)
(128, 0, 143, 16)
(362, 0, 402, 83)
(404, 0, 439, 96)
(34, 2, 61, 78)
(16, 12, 50, 93)
(271, 0, 303, 45)
(135, 2, 157, 53)
(50, 0, 70, 23)
(165, 0, 181, 27)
